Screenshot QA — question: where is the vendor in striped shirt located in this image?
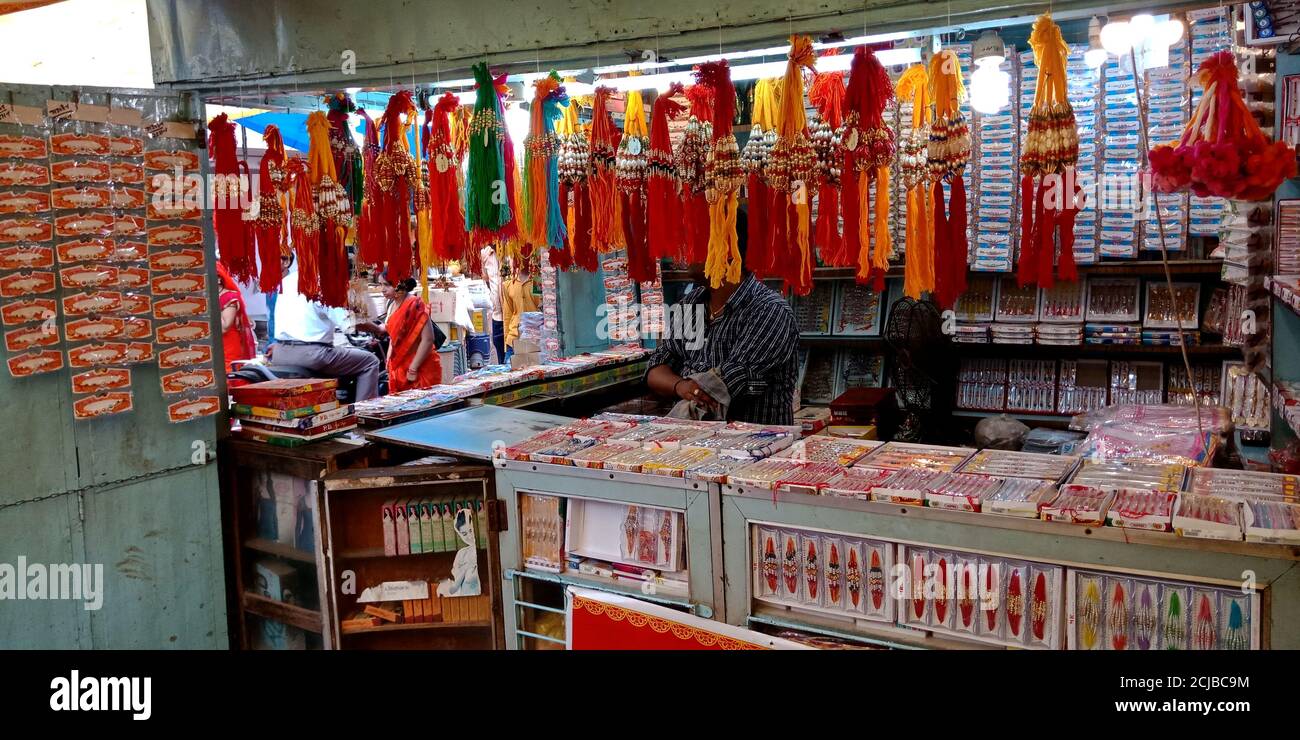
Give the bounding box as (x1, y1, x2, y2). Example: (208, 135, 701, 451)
(645, 208, 799, 425)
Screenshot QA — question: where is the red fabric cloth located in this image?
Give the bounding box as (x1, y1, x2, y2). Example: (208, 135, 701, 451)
(220, 289, 256, 373)
(385, 295, 442, 392)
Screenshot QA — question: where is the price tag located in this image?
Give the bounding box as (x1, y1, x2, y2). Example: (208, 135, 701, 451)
(146, 121, 168, 137)
(0, 104, 13, 124)
(47, 101, 76, 121)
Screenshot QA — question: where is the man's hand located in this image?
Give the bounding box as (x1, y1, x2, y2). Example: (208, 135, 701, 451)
(676, 378, 720, 411)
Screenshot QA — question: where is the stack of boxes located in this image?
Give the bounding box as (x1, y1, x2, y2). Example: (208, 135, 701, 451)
(973, 42, 1019, 273)
(231, 378, 356, 447)
(381, 496, 487, 556)
(1188, 7, 1234, 240)
(1100, 49, 1142, 259)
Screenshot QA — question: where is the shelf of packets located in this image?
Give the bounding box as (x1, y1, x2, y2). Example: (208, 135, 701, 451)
(956, 357, 1233, 416)
(751, 523, 1259, 650)
(729, 439, 1300, 545)
(1269, 275, 1300, 321)
(1272, 381, 1300, 439)
(789, 279, 892, 336)
(353, 345, 649, 422)
(953, 275, 1206, 346)
(231, 379, 356, 447)
(798, 348, 885, 405)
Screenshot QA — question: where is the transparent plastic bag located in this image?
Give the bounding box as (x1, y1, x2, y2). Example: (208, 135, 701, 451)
(973, 414, 1028, 450)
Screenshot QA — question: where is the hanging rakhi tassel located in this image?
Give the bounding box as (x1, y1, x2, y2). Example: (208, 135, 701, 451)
(1019, 13, 1080, 288)
(427, 93, 470, 266)
(466, 62, 516, 246)
(647, 83, 686, 262)
(324, 92, 360, 213)
(524, 73, 565, 250)
(927, 50, 971, 310)
(208, 113, 256, 283)
(678, 83, 714, 264)
(356, 109, 383, 268)
(1151, 50, 1296, 200)
(286, 157, 322, 302)
(741, 78, 778, 277)
(306, 112, 355, 307)
(616, 84, 655, 283)
(842, 49, 894, 284)
(557, 95, 594, 271)
(697, 61, 744, 289)
(766, 36, 819, 296)
(842, 48, 896, 285)
(896, 64, 934, 299)
(253, 124, 289, 293)
(589, 87, 625, 252)
(373, 90, 419, 282)
(412, 105, 434, 298)
(809, 57, 847, 266)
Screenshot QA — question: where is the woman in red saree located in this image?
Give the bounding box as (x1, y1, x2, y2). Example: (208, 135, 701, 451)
(382, 277, 441, 392)
(216, 261, 256, 372)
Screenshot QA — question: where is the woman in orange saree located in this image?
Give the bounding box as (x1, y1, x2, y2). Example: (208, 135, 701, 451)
(382, 277, 442, 392)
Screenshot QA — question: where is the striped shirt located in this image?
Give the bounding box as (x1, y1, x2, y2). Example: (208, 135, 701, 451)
(646, 273, 799, 425)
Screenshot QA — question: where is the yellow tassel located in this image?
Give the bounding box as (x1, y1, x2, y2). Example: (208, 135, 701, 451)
(857, 169, 872, 280)
(705, 192, 741, 289)
(872, 165, 892, 274)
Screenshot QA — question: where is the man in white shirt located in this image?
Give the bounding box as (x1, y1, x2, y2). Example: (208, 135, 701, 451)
(480, 245, 505, 364)
(270, 255, 382, 401)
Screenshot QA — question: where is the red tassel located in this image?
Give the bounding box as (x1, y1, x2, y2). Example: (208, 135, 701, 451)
(1035, 184, 1055, 290)
(356, 111, 382, 268)
(572, 182, 597, 272)
(625, 192, 655, 283)
(684, 193, 710, 263)
(948, 174, 968, 304)
(1017, 175, 1038, 287)
(208, 113, 256, 283)
(318, 226, 349, 308)
(769, 187, 790, 288)
(841, 159, 861, 267)
(815, 185, 842, 266)
(254, 125, 287, 293)
(1057, 175, 1080, 283)
(931, 180, 949, 306)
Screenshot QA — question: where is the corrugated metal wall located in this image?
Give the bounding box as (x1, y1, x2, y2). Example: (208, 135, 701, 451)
(0, 84, 228, 649)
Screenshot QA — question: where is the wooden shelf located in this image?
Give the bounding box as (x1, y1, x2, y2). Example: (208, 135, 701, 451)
(241, 592, 323, 634)
(244, 537, 317, 564)
(337, 546, 482, 560)
(799, 335, 886, 350)
(660, 260, 1223, 283)
(341, 620, 490, 635)
(954, 342, 1241, 359)
(952, 409, 1073, 423)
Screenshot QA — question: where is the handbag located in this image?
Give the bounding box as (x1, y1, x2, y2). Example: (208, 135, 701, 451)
(431, 320, 447, 350)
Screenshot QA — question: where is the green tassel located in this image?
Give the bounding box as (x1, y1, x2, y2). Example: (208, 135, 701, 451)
(466, 61, 505, 232)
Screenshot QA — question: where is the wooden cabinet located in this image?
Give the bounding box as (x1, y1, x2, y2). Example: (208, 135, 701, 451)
(220, 438, 378, 649)
(322, 462, 505, 649)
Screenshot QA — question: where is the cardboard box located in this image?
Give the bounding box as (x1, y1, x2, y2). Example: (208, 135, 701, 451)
(426, 289, 457, 323)
(407, 500, 424, 554)
(381, 499, 398, 556)
(394, 499, 410, 555)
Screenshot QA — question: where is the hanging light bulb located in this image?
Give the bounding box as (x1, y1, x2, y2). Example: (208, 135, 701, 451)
(970, 30, 1010, 114)
(1100, 19, 1133, 56)
(1098, 14, 1184, 73)
(1085, 16, 1108, 69)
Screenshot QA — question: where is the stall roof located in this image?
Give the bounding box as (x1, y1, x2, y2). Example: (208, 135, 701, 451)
(146, 0, 1212, 95)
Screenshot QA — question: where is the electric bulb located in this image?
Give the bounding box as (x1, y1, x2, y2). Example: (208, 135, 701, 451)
(1156, 19, 1185, 47)
(1100, 20, 1132, 56)
(1130, 14, 1156, 38)
(970, 62, 1010, 114)
(1084, 47, 1108, 69)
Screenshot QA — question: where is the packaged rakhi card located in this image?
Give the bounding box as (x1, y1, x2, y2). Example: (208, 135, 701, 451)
(773, 436, 879, 466)
(1106, 488, 1177, 531)
(856, 441, 975, 472)
(773, 462, 846, 496)
(871, 468, 947, 506)
(1040, 484, 1113, 524)
(924, 472, 1003, 512)
(956, 448, 1079, 482)
(983, 478, 1057, 518)
(1172, 493, 1244, 541)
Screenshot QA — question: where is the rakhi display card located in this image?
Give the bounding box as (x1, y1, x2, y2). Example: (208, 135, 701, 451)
(832, 282, 883, 336)
(820, 537, 844, 611)
(755, 528, 781, 599)
(799, 534, 823, 606)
